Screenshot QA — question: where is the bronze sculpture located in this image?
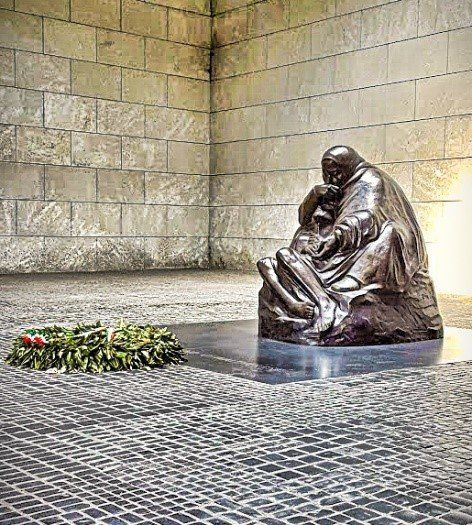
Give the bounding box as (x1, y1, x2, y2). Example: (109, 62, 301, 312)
(258, 146, 443, 345)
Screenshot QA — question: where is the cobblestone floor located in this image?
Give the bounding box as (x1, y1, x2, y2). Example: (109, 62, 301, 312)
(0, 270, 471, 525)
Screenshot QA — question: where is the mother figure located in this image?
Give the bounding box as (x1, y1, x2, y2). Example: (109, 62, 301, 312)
(257, 145, 443, 345)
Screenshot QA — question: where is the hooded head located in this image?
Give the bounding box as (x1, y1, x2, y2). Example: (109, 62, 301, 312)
(321, 145, 365, 186)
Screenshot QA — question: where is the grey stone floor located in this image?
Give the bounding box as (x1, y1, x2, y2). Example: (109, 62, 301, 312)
(0, 270, 471, 525)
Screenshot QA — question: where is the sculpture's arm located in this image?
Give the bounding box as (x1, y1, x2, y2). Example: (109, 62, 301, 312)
(298, 189, 318, 226)
(333, 210, 380, 252)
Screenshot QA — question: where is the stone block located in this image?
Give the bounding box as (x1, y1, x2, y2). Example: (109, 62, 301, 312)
(310, 91, 359, 131)
(334, 46, 387, 90)
(0, 48, 14, 86)
(72, 61, 121, 100)
(16, 51, 70, 93)
(244, 67, 289, 106)
(96, 237, 145, 271)
(0, 162, 44, 199)
(289, 0, 335, 26)
(145, 107, 209, 143)
(15, 0, 69, 19)
(168, 77, 210, 111)
(43, 237, 97, 272)
(167, 205, 209, 236)
(97, 29, 144, 69)
(44, 93, 96, 132)
(0, 125, 15, 161)
(71, 0, 120, 29)
(121, 203, 166, 235)
(388, 33, 447, 82)
(146, 38, 209, 80)
(145, 236, 208, 269)
(17, 127, 70, 165)
(380, 162, 414, 198)
(168, 142, 209, 174)
(72, 132, 121, 169)
(287, 57, 333, 98)
(328, 125, 386, 164)
(44, 19, 96, 61)
(358, 82, 415, 126)
(418, 0, 472, 35)
(122, 69, 167, 105)
(122, 137, 167, 171)
(213, 37, 266, 78)
(248, 0, 288, 37)
(448, 27, 472, 73)
(445, 115, 472, 157)
(97, 100, 145, 137)
(145, 173, 209, 205)
(17, 200, 71, 235)
(361, 0, 417, 47)
(211, 106, 266, 142)
(413, 202, 443, 242)
(0, 10, 42, 52)
(0, 0, 13, 7)
(122, 0, 167, 39)
(416, 71, 472, 119)
(385, 119, 445, 162)
(0, 236, 45, 273)
(336, 0, 391, 15)
(97, 169, 145, 202)
(0, 200, 15, 234)
(45, 165, 96, 201)
(312, 12, 361, 59)
(212, 8, 247, 46)
(0, 86, 43, 126)
(413, 158, 472, 201)
(169, 10, 211, 48)
(266, 99, 311, 136)
(72, 202, 121, 235)
(267, 26, 311, 68)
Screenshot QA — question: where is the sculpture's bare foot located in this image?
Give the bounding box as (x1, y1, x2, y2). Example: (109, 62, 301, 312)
(290, 301, 315, 319)
(331, 276, 361, 292)
(314, 298, 336, 333)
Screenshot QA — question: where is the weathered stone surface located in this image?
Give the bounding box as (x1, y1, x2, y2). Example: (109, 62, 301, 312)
(212, 8, 248, 46)
(0, 10, 42, 52)
(169, 10, 211, 48)
(44, 18, 96, 61)
(211, 106, 266, 142)
(121, 204, 166, 236)
(0, 86, 43, 126)
(145, 173, 209, 205)
(388, 33, 447, 82)
(72, 61, 121, 100)
(145, 107, 209, 143)
(0, 200, 15, 235)
(17, 127, 71, 165)
(247, 0, 288, 37)
(289, 0, 335, 26)
(310, 91, 359, 131)
(266, 99, 311, 136)
(97, 29, 144, 69)
(148, 0, 209, 14)
(413, 158, 472, 201)
(267, 26, 310, 68)
(445, 115, 472, 157)
(44, 93, 96, 132)
(413, 202, 443, 242)
(167, 205, 209, 236)
(72, 202, 121, 235)
(448, 27, 472, 72)
(122, 0, 167, 38)
(122, 137, 167, 171)
(97, 100, 145, 137)
(0, 236, 44, 273)
(96, 237, 146, 271)
(17, 200, 71, 235)
(337, 0, 393, 15)
(358, 82, 415, 126)
(0, 48, 14, 86)
(122, 69, 167, 105)
(288, 58, 333, 98)
(97, 169, 145, 202)
(71, 0, 120, 29)
(45, 165, 96, 201)
(168, 142, 209, 175)
(16, 0, 69, 19)
(213, 37, 266, 78)
(328, 126, 386, 164)
(311, 12, 361, 59)
(0, 162, 44, 199)
(43, 237, 96, 272)
(72, 132, 121, 169)
(168, 77, 210, 112)
(418, 0, 472, 35)
(0, 125, 15, 161)
(334, 46, 387, 90)
(145, 236, 208, 268)
(16, 51, 70, 93)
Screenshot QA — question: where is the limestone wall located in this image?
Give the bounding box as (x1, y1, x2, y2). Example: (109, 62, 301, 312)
(210, 0, 472, 294)
(0, 0, 211, 272)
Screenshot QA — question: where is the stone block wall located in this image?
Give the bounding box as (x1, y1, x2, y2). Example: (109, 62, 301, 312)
(0, 0, 211, 273)
(210, 0, 472, 294)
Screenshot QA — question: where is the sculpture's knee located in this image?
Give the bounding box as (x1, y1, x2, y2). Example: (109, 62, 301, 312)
(276, 247, 297, 266)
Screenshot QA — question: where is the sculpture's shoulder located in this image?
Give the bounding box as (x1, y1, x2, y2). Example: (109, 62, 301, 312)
(355, 165, 385, 193)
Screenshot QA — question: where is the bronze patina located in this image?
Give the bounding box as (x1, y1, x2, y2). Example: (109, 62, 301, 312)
(258, 145, 443, 345)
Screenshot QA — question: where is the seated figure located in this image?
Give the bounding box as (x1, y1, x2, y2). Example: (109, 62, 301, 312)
(258, 145, 443, 346)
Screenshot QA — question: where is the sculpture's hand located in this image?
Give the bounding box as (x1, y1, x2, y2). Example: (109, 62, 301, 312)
(302, 243, 319, 257)
(314, 184, 341, 201)
(314, 234, 339, 259)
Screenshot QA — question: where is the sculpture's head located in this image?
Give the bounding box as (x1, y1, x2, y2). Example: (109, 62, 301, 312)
(321, 145, 365, 186)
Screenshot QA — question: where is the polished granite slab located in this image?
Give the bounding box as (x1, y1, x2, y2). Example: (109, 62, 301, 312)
(171, 319, 472, 384)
